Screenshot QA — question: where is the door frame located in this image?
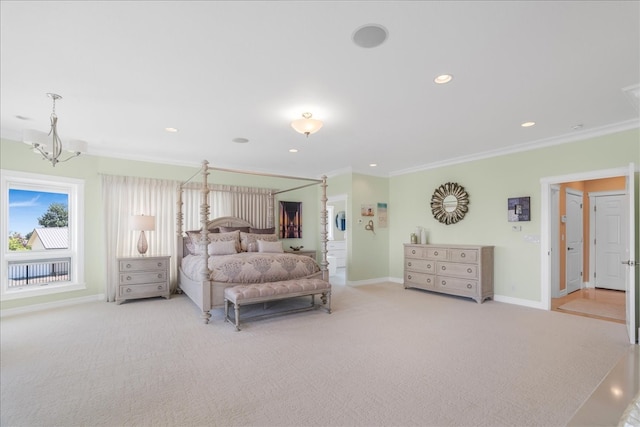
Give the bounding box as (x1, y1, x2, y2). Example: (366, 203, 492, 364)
(540, 164, 637, 344)
(588, 190, 626, 290)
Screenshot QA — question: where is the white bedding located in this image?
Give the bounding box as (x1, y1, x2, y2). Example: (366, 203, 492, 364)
(181, 252, 319, 283)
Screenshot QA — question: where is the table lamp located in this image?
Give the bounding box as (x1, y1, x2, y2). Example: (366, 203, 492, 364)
(130, 214, 156, 255)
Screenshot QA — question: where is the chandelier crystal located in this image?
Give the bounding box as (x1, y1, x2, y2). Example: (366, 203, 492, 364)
(22, 93, 87, 167)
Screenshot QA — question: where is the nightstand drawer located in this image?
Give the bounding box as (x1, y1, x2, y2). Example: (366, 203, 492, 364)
(120, 271, 167, 285)
(119, 258, 168, 271)
(119, 282, 168, 298)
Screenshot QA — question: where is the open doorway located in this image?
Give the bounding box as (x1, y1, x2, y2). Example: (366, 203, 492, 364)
(541, 165, 636, 342)
(549, 176, 627, 323)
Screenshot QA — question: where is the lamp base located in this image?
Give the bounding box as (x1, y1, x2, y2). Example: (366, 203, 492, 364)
(137, 230, 148, 255)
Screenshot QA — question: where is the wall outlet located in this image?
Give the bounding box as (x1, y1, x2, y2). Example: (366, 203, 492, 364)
(511, 225, 522, 231)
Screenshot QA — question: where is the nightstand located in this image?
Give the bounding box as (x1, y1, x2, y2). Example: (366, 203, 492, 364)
(116, 255, 170, 304)
(286, 250, 316, 261)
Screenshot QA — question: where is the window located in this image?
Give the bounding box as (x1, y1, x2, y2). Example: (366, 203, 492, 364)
(1, 170, 85, 300)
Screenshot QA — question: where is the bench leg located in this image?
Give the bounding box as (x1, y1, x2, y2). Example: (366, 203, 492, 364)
(234, 303, 241, 331)
(322, 291, 332, 314)
(224, 299, 229, 322)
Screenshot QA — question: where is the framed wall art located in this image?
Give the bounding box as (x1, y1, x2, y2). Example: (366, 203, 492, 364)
(508, 197, 530, 222)
(279, 201, 302, 238)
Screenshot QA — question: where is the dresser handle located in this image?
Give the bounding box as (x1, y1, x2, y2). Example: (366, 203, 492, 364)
(434, 251, 438, 256)
(461, 253, 466, 258)
(408, 262, 412, 267)
(467, 268, 473, 273)
(126, 276, 132, 281)
(441, 266, 446, 271)
(126, 288, 132, 293)
(408, 275, 412, 280)
(467, 284, 472, 289)
(126, 263, 132, 268)
(158, 274, 163, 279)
(427, 278, 431, 284)
(441, 280, 446, 286)
(427, 264, 431, 269)
(157, 262, 162, 267)
(411, 250, 416, 254)
(157, 285, 163, 290)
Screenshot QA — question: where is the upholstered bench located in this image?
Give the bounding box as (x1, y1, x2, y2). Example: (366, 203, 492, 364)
(224, 278, 331, 331)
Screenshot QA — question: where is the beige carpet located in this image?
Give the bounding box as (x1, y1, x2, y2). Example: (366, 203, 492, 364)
(558, 298, 625, 321)
(1, 282, 631, 427)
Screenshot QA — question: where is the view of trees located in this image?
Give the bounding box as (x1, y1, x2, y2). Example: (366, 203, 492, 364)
(8, 203, 69, 251)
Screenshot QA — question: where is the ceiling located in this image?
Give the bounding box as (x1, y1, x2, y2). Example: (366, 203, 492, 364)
(1, 1, 639, 179)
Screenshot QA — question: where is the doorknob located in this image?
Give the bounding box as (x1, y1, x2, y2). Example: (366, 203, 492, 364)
(621, 260, 639, 266)
(567, 247, 574, 250)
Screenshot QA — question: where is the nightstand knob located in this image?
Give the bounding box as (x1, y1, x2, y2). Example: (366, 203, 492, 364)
(126, 264, 132, 268)
(467, 284, 472, 289)
(427, 264, 431, 268)
(467, 268, 472, 273)
(126, 276, 132, 281)
(411, 250, 416, 254)
(126, 288, 132, 293)
(427, 278, 431, 283)
(441, 266, 446, 271)
(157, 285, 163, 290)
(461, 253, 466, 258)
(157, 262, 162, 267)
(441, 280, 446, 286)
(408, 262, 412, 267)
(157, 274, 162, 279)
(407, 275, 412, 280)
(434, 251, 438, 256)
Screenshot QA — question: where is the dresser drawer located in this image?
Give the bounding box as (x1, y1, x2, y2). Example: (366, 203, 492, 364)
(120, 271, 167, 285)
(120, 258, 168, 271)
(404, 246, 426, 258)
(404, 271, 436, 289)
(437, 261, 477, 279)
(405, 258, 435, 273)
(426, 247, 448, 260)
(119, 281, 168, 298)
(436, 277, 477, 295)
(449, 249, 478, 263)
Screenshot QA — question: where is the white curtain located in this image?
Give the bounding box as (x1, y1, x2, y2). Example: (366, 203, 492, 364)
(102, 175, 276, 302)
(101, 175, 181, 302)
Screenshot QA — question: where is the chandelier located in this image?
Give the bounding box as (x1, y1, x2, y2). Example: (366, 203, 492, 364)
(290, 112, 323, 137)
(22, 93, 87, 167)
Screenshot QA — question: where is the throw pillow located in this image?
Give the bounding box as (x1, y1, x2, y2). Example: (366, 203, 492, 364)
(258, 240, 283, 253)
(208, 239, 238, 255)
(240, 232, 279, 252)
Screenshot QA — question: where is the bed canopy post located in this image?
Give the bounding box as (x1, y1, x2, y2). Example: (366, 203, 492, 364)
(320, 175, 329, 281)
(268, 191, 274, 229)
(199, 160, 211, 280)
(176, 183, 184, 286)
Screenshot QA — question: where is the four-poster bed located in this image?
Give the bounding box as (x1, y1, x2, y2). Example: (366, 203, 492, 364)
(176, 160, 330, 324)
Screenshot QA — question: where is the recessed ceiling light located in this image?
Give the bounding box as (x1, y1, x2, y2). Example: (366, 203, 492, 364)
(369, 163, 377, 167)
(165, 127, 179, 133)
(352, 24, 388, 48)
(521, 121, 536, 128)
(572, 124, 584, 131)
(232, 137, 249, 143)
(289, 149, 298, 153)
(434, 74, 453, 84)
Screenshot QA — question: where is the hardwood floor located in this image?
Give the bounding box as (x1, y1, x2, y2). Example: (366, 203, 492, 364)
(551, 288, 626, 324)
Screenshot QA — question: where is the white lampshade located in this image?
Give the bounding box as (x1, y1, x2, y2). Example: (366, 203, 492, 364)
(291, 112, 323, 136)
(130, 215, 156, 231)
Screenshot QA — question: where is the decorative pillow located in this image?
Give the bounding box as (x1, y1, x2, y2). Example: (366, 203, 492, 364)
(249, 227, 275, 235)
(219, 226, 250, 233)
(240, 232, 279, 252)
(187, 230, 240, 255)
(258, 240, 283, 253)
(208, 227, 220, 233)
(208, 239, 238, 255)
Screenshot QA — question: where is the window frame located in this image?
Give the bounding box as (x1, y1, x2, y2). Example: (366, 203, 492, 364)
(1, 169, 85, 300)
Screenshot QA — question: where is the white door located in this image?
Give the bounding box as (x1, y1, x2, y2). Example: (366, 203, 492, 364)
(624, 163, 637, 344)
(565, 189, 583, 294)
(593, 194, 626, 290)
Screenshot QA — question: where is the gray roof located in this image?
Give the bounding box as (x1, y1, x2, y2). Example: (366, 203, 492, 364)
(28, 227, 69, 249)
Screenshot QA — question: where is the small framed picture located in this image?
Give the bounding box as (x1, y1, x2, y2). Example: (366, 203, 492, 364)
(508, 197, 530, 222)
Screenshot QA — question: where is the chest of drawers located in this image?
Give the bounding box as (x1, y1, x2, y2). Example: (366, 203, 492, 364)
(116, 256, 170, 304)
(403, 244, 494, 303)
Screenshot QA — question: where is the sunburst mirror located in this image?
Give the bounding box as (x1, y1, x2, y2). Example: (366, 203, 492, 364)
(430, 182, 469, 225)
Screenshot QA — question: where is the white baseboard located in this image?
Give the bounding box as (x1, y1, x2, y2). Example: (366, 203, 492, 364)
(493, 294, 546, 310)
(0, 293, 106, 318)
